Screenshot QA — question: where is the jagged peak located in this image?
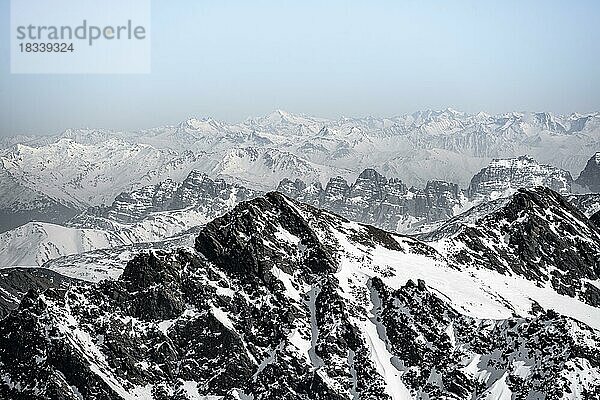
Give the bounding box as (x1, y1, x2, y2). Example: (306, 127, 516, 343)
(424, 185, 592, 241)
(357, 168, 385, 181)
(183, 169, 210, 182)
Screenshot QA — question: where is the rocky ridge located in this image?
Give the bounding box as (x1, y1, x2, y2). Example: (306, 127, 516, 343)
(0, 192, 599, 399)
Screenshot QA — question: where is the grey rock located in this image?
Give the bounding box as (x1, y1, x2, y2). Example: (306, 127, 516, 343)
(575, 152, 600, 192)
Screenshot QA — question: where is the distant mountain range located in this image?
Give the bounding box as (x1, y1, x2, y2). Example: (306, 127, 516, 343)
(1, 109, 599, 206)
(1, 152, 599, 269)
(1, 110, 600, 398)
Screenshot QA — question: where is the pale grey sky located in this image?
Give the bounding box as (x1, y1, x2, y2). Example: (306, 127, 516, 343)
(1, 0, 599, 135)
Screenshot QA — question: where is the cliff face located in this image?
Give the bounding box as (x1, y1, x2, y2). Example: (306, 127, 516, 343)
(468, 155, 573, 199)
(277, 169, 465, 233)
(70, 170, 261, 226)
(575, 152, 600, 193)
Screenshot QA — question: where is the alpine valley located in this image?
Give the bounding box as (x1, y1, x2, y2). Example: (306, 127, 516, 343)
(0, 110, 599, 399)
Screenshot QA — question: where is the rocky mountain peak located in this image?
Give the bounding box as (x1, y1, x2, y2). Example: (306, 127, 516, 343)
(1, 188, 600, 398)
(357, 168, 385, 182)
(195, 192, 338, 283)
(468, 156, 573, 199)
(68, 170, 261, 227)
(429, 186, 600, 306)
(277, 169, 463, 234)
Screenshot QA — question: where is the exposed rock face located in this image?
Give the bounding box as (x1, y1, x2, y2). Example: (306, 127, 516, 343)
(591, 211, 600, 229)
(566, 193, 600, 217)
(575, 152, 600, 192)
(424, 187, 600, 306)
(70, 170, 261, 227)
(277, 169, 465, 233)
(0, 192, 599, 399)
(468, 156, 573, 199)
(370, 278, 600, 399)
(0, 268, 76, 318)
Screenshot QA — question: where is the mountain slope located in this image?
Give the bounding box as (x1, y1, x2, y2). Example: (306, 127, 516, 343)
(0, 267, 76, 318)
(0, 172, 261, 268)
(566, 193, 600, 217)
(575, 152, 600, 192)
(0, 165, 78, 233)
(0, 192, 599, 399)
(425, 187, 600, 307)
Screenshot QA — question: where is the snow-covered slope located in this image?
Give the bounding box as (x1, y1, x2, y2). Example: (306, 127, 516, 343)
(423, 187, 600, 307)
(1, 139, 207, 207)
(1, 192, 599, 399)
(0, 208, 217, 268)
(0, 222, 134, 266)
(0, 172, 261, 268)
(0, 165, 77, 233)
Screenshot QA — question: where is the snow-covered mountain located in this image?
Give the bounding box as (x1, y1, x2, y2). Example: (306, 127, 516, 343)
(1, 157, 595, 270)
(0, 222, 134, 267)
(0, 165, 78, 233)
(422, 187, 600, 307)
(69, 170, 260, 227)
(1, 190, 599, 399)
(2, 110, 599, 210)
(566, 193, 600, 217)
(1, 109, 600, 399)
(278, 169, 467, 234)
(0, 172, 261, 267)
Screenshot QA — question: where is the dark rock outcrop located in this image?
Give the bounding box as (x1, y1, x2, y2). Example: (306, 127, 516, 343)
(424, 187, 600, 306)
(69, 170, 261, 227)
(277, 169, 464, 233)
(575, 152, 600, 193)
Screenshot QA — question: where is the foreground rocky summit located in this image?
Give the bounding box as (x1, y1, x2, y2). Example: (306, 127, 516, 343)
(0, 191, 599, 399)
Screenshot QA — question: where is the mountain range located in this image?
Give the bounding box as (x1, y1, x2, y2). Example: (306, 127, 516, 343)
(2, 109, 599, 206)
(1, 109, 600, 399)
(1, 152, 599, 271)
(0, 188, 598, 399)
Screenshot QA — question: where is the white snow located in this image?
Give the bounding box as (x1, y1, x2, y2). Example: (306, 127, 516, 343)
(479, 372, 512, 400)
(210, 305, 235, 331)
(271, 266, 302, 302)
(353, 314, 413, 399)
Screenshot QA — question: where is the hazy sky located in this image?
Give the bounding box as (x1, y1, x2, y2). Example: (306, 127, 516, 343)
(1, 0, 600, 135)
